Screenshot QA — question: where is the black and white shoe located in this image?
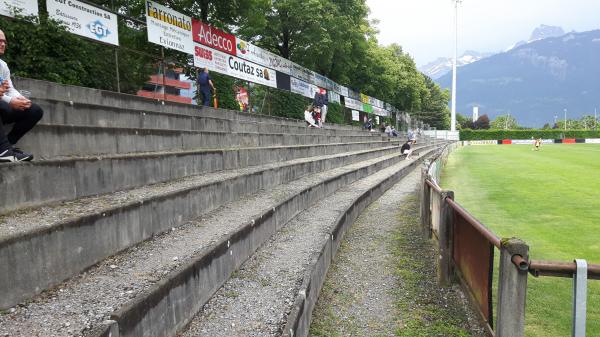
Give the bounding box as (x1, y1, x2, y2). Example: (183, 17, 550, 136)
(12, 147, 34, 161)
(0, 148, 33, 162)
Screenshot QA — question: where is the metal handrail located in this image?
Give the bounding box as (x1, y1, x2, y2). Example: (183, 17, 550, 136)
(529, 260, 600, 280)
(425, 179, 443, 193)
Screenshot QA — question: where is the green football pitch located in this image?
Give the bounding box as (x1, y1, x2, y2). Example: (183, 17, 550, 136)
(441, 144, 600, 337)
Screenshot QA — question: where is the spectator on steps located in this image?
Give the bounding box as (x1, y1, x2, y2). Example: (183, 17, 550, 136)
(313, 88, 328, 127)
(197, 67, 215, 107)
(304, 105, 319, 128)
(0, 29, 43, 162)
(400, 140, 413, 160)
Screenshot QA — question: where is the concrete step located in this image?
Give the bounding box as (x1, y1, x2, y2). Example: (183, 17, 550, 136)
(0, 143, 434, 309)
(0, 140, 400, 214)
(181, 159, 426, 337)
(14, 77, 364, 132)
(17, 124, 387, 158)
(35, 98, 374, 137)
(0, 142, 437, 336)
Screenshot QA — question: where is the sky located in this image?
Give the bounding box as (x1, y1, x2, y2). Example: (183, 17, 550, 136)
(367, 0, 600, 67)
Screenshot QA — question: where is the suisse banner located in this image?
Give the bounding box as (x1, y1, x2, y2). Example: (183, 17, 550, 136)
(47, 0, 118, 46)
(235, 38, 292, 75)
(193, 43, 277, 88)
(192, 19, 236, 56)
(1, 0, 38, 17)
(146, 0, 193, 54)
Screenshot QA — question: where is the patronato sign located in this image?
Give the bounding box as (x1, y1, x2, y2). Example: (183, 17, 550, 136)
(192, 19, 236, 56)
(235, 38, 291, 75)
(47, 0, 118, 45)
(193, 43, 277, 88)
(145, 0, 193, 54)
(1, 0, 38, 17)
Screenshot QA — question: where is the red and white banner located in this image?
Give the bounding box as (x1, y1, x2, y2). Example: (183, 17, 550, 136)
(192, 19, 236, 56)
(194, 43, 277, 88)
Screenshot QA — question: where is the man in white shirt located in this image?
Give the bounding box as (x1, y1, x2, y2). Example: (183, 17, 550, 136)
(0, 29, 43, 162)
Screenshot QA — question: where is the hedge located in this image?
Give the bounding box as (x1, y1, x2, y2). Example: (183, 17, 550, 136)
(459, 130, 600, 141)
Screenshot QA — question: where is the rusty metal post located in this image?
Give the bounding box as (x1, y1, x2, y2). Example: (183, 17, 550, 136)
(438, 191, 454, 285)
(420, 167, 431, 238)
(496, 238, 529, 337)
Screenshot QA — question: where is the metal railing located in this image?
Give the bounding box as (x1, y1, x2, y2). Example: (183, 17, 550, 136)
(420, 145, 600, 337)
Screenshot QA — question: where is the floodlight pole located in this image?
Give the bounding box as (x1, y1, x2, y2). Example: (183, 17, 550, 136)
(450, 0, 462, 132)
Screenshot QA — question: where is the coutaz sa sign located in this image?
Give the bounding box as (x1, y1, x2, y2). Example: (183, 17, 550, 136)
(192, 19, 236, 56)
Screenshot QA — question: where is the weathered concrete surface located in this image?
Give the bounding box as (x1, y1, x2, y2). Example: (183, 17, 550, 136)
(283, 151, 429, 337)
(0, 145, 434, 310)
(17, 124, 385, 158)
(34, 98, 372, 137)
(13, 77, 361, 131)
(0, 141, 399, 213)
(100, 146, 436, 337)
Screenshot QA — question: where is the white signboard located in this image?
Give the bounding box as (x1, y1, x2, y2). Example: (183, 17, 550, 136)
(313, 72, 328, 89)
(291, 77, 319, 98)
(47, 0, 118, 45)
(372, 105, 388, 116)
(145, 0, 193, 54)
(291, 64, 314, 84)
(235, 38, 292, 75)
(585, 138, 600, 144)
(328, 90, 340, 104)
(352, 110, 360, 121)
(344, 97, 363, 111)
(194, 43, 277, 88)
(339, 85, 349, 98)
(1, 0, 38, 17)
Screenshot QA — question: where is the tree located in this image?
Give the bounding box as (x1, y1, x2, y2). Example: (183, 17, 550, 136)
(490, 114, 519, 129)
(473, 114, 490, 129)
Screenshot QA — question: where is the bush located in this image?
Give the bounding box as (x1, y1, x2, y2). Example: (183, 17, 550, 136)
(459, 130, 600, 140)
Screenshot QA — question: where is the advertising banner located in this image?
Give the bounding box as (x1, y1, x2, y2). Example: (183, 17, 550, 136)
(372, 105, 388, 116)
(339, 86, 349, 98)
(291, 64, 314, 84)
(360, 93, 369, 104)
(344, 97, 363, 111)
(347, 88, 361, 100)
(290, 77, 319, 98)
(585, 138, 600, 144)
(194, 43, 277, 88)
(313, 72, 328, 89)
(352, 110, 360, 121)
(235, 38, 292, 75)
(1, 0, 38, 17)
(465, 140, 497, 145)
(47, 0, 118, 45)
(363, 103, 373, 113)
(328, 90, 340, 104)
(146, 0, 193, 54)
(192, 19, 236, 56)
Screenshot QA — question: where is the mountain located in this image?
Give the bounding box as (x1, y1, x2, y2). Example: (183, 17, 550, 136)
(422, 25, 566, 80)
(506, 25, 565, 51)
(437, 29, 600, 127)
(419, 51, 492, 80)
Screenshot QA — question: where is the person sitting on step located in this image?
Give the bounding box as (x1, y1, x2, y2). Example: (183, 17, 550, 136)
(400, 140, 413, 160)
(0, 29, 43, 162)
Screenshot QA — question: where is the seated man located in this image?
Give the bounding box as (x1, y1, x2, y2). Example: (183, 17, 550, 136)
(400, 140, 413, 160)
(0, 29, 43, 162)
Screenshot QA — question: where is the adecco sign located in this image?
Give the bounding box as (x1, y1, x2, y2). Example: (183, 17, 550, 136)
(192, 19, 236, 56)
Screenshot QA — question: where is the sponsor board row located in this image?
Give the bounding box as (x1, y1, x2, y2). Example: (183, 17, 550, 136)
(3, 0, 397, 114)
(466, 139, 600, 145)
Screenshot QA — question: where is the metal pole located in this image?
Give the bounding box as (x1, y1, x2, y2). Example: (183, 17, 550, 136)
(595, 108, 597, 130)
(564, 108, 567, 131)
(450, 0, 461, 132)
(114, 49, 121, 93)
(572, 259, 587, 337)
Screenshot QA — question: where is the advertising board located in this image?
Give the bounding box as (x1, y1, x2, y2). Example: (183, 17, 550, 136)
(146, 0, 193, 54)
(1, 0, 38, 17)
(47, 0, 119, 46)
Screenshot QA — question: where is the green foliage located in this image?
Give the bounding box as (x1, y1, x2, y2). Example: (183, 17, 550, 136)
(490, 114, 520, 129)
(209, 72, 239, 110)
(324, 102, 345, 125)
(459, 129, 600, 140)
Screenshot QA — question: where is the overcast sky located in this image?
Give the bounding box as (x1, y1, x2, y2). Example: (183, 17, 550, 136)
(367, 0, 600, 67)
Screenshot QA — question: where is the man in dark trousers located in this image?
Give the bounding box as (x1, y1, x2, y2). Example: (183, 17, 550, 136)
(0, 29, 43, 162)
(197, 67, 215, 107)
(313, 88, 328, 127)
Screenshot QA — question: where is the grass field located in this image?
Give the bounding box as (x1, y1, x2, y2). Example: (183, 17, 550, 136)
(441, 144, 600, 337)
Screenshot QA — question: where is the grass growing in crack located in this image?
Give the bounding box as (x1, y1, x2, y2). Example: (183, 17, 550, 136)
(391, 195, 484, 337)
